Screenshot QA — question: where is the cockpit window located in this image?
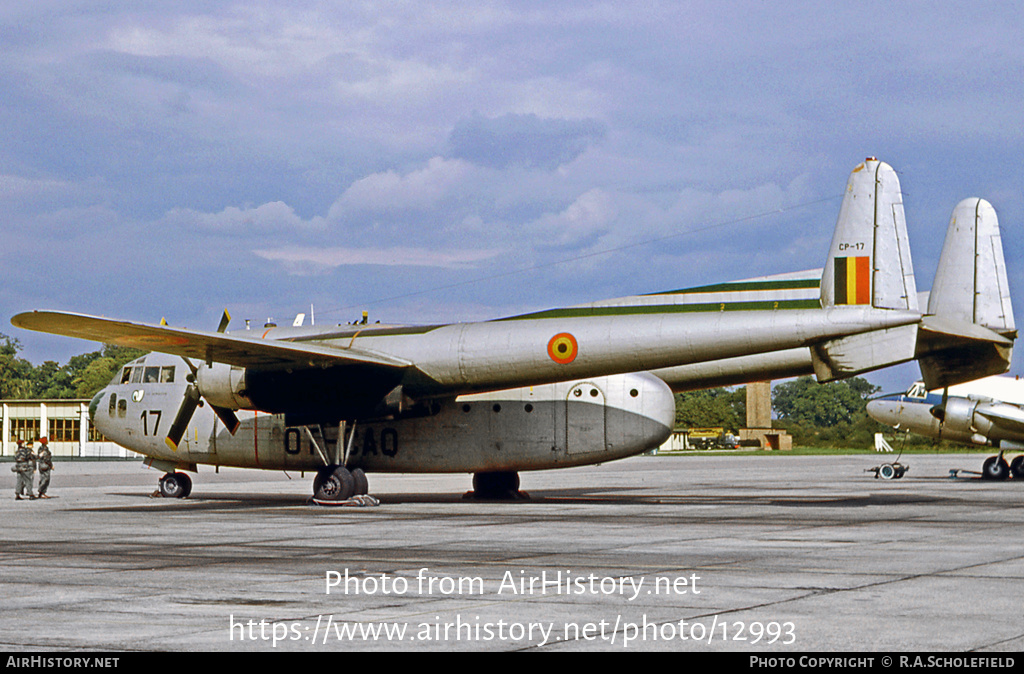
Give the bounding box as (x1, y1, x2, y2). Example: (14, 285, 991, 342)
(906, 382, 927, 398)
(113, 365, 175, 385)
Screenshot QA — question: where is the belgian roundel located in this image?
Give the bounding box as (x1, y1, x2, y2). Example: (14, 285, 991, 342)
(547, 333, 578, 364)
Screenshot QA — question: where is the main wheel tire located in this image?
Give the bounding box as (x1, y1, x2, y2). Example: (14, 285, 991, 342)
(1009, 455, 1024, 480)
(472, 471, 521, 499)
(314, 466, 355, 501)
(981, 456, 1010, 481)
(160, 472, 192, 498)
(351, 468, 369, 496)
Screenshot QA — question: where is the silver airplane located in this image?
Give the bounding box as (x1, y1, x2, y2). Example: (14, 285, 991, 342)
(867, 376, 1024, 481)
(11, 159, 1016, 500)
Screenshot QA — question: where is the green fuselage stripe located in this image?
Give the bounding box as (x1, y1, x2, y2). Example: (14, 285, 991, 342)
(647, 278, 821, 296)
(496, 299, 822, 321)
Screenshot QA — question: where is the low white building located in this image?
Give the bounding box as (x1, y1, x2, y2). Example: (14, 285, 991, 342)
(1, 399, 135, 458)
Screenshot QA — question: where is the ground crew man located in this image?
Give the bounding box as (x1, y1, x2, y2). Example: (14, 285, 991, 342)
(36, 437, 53, 498)
(13, 439, 36, 500)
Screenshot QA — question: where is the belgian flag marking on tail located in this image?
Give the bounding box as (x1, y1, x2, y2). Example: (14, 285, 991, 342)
(834, 256, 871, 305)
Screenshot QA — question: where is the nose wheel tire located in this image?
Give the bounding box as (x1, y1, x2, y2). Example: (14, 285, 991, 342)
(160, 472, 193, 498)
(1010, 455, 1024, 480)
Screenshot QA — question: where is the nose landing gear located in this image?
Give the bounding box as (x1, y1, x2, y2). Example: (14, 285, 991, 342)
(159, 471, 193, 498)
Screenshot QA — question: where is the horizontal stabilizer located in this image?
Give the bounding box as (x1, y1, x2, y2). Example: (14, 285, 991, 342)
(917, 199, 1016, 389)
(810, 323, 918, 382)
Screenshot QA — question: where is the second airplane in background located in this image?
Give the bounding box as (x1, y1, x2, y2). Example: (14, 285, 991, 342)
(868, 376, 1024, 480)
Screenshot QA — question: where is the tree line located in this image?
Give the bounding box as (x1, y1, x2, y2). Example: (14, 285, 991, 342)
(674, 376, 893, 448)
(0, 332, 144, 400)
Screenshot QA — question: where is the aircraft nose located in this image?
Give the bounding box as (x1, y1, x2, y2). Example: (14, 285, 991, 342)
(866, 399, 898, 426)
(88, 389, 105, 424)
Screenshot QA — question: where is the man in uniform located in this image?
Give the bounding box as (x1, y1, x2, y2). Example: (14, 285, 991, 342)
(36, 437, 53, 498)
(13, 439, 36, 500)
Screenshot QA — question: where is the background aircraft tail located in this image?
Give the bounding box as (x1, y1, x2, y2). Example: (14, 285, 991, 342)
(810, 158, 920, 381)
(916, 198, 1016, 389)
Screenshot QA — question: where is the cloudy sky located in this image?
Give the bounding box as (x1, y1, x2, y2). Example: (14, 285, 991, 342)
(3, 2, 1022, 392)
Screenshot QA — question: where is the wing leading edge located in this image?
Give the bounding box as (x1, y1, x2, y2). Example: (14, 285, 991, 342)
(9, 311, 412, 371)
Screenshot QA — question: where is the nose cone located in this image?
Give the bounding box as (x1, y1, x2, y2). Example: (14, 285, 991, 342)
(89, 388, 116, 438)
(89, 389, 104, 425)
(866, 398, 900, 427)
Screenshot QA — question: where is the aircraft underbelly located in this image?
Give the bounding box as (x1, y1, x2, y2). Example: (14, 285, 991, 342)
(193, 397, 666, 473)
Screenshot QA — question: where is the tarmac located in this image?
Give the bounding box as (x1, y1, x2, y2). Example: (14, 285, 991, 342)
(1, 453, 1022, 653)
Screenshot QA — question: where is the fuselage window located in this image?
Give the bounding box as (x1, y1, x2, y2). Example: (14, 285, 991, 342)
(160, 366, 175, 383)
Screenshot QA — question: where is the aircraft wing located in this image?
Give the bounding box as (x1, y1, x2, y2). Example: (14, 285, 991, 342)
(9, 311, 412, 370)
(974, 402, 1024, 435)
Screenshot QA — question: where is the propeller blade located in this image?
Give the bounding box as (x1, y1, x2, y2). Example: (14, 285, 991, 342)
(929, 386, 950, 443)
(212, 405, 241, 435)
(167, 312, 238, 444)
(165, 385, 201, 450)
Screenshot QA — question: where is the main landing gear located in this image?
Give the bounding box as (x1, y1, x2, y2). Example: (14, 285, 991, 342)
(465, 471, 529, 500)
(313, 465, 370, 502)
(980, 452, 1024, 481)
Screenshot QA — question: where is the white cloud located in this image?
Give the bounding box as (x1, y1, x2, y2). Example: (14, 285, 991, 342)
(252, 244, 501, 275)
(162, 201, 323, 233)
(328, 157, 475, 216)
(526, 188, 617, 249)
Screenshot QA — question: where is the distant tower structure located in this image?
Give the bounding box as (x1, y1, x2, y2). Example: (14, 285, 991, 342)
(739, 381, 792, 450)
(746, 381, 772, 429)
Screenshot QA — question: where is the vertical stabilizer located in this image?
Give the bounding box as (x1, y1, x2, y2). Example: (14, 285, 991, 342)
(820, 158, 918, 311)
(928, 198, 1014, 333)
(918, 198, 1015, 388)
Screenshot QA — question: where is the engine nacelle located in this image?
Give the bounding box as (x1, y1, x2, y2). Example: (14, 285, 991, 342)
(197, 361, 407, 420)
(196, 363, 254, 410)
(937, 398, 1024, 445)
(938, 397, 981, 436)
